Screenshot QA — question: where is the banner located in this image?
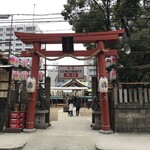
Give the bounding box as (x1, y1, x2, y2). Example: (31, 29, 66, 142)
(58, 66, 84, 79)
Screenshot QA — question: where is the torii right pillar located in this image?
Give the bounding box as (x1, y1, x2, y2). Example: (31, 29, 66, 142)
(97, 41, 113, 134)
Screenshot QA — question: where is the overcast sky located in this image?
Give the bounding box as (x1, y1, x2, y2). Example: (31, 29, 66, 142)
(0, 0, 72, 33)
(0, 0, 67, 15)
(0, 0, 85, 66)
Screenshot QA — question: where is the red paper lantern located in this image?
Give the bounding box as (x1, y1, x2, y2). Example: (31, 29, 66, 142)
(14, 57, 19, 68)
(29, 58, 32, 68)
(110, 56, 117, 65)
(21, 58, 29, 68)
(109, 69, 116, 81)
(9, 55, 15, 65)
(12, 70, 19, 81)
(39, 71, 44, 82)
(20, 71, 28, 81)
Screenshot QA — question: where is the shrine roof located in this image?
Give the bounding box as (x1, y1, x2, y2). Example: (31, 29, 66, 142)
(61, 79, 88, 87)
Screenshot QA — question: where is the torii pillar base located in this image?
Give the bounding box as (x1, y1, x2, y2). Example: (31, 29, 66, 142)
(23, 128, 37, 133)
(99, 129, 113, 134)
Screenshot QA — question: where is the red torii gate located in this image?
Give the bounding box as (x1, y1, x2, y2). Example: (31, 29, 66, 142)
(15, 29, 124, 133)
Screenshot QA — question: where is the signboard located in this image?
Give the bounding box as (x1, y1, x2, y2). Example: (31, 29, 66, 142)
(58, 66, 84, 79)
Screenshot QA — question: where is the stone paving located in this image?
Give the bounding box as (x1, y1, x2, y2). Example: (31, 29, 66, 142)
(22, 108, 99, 150)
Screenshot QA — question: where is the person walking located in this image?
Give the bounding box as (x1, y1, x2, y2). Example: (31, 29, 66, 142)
(68, 101, 74, 117)
(75, 100, 81, 116)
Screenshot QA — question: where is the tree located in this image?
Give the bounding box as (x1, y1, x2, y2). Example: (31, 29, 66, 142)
(115, 0, 150, 82)
(61, 0, 115, 32)
(61, 0, 150, 82)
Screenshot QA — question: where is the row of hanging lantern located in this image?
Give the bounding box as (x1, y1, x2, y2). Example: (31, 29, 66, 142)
(52, 90, 63, 97)
(105, 56, 117, 82)
(9, 55, 44, 68)
(99, 55, 117, 93)
(51, 90, 85, 97)
(11, 70, 44, 82)
(73, 90, 84, 97)
(12, 70, 28, 81)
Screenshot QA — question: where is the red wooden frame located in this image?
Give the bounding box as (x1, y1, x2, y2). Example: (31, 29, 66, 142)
(15, 29, 125, 132)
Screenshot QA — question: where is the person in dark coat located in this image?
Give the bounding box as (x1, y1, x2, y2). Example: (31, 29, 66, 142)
(75, 100, 81, 116)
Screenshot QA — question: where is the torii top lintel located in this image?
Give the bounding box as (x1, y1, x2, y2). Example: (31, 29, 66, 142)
(15, 29, 125, 44)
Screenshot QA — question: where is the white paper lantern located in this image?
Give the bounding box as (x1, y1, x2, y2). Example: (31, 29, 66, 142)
(26, 76, 36, 93)
(99, 77, 108, 93)
(105, 57, 112, 68)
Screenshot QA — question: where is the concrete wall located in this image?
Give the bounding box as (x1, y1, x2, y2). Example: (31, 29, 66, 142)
(114, 105, 150, 132)
(110, 84, 150, 132)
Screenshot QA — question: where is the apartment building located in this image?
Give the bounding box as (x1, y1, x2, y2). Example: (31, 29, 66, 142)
(0, 24, 41, 54)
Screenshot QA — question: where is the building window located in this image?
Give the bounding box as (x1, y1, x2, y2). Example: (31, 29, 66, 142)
(25, 44, 32, 47)
(15, 48, 22, 51)
(0, 28, 3, 32)
(6, 33, 13, 37)
(25, 48, 32, 51)
(17, 27, 23, 31)
(5, 43, 10, 46)
(15, 38, 20, 41)
(5, 38, 11, 41)
(0, 39, 2, 45)
(16, 43, 22, 46)
(26, 27, 35, 32)
(6, 28, 14, 32)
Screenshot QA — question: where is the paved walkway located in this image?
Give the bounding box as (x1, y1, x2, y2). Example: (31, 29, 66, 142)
(0, 108, 150, 150)
(22, 108, 99, 150)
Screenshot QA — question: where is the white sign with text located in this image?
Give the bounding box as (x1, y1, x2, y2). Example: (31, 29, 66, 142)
(58, 66, 84, 79)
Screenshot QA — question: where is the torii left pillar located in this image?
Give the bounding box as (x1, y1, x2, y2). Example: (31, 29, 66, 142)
(23, 42, 40, 132)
